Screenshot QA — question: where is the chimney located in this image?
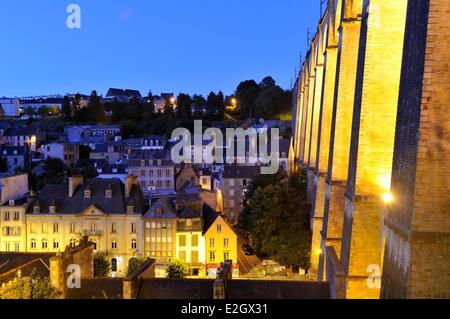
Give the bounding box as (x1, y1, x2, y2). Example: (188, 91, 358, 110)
(69, 175, 84, 198)
(125, 175, 137, 198)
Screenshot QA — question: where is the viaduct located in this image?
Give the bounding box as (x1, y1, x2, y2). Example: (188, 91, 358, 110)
(290, 0, 450, 298)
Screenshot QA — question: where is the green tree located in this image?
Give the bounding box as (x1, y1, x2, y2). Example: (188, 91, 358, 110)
(259, 76, 276, 91)
(240, 171, 311, 270)
(126, 258, 147, 276)
(166, 260, 188, 279)
(24, 106, 36, 116)
(94, 254, 111, 277)
(255, 86, 292, 120)
(235, 80, 260, 119)
(42, 158, 68, 185)
(61, 96, 73, 119)
(176, 93, 192, 119)
(38, 105, 50, 116)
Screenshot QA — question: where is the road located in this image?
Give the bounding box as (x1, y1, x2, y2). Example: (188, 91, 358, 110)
(233, 226, 262, 277)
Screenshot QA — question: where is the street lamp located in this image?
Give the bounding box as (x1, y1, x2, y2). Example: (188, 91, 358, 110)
(382, 193, 394, 204)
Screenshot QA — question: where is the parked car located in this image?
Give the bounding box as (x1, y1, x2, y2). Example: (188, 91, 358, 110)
(242, 244, 255, 256)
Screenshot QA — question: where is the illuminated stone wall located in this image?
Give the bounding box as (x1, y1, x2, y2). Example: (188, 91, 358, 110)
(382, 0, 450, 298)
(341, 0, 408, 299)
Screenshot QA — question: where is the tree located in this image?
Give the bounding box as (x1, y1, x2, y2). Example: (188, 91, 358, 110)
(175, 93, 192, 119)
(61, 96, 73, 119)
(24, 106, 36, 116)
(126, 258, 147, 276)
(235, 80, 260, 119)
(259, 76, 276, 91)
(42, 158, 68, 185)
(94, 254, 111, 277)
(239, 171, 312, 270)
(255, 86, 292, 120)
(38, 105, 50, 117)
(166, 260, 188, 279)
(0, 157, 8, 173)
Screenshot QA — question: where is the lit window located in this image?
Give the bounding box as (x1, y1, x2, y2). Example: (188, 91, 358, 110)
(53, 240, 59, 249)
(111, 240, 117, 249)
(217, 224, 222, 233)
(31, 239, 36, 249)
(42, 239, 48, 249)
(131, 239, 137, 250)
(210, 252, 216, 262)
(210, 238, 215, 248)
(70, 239, 77, 248)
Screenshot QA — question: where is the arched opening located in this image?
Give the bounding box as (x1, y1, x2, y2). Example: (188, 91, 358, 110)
(111, 258, 118, 272)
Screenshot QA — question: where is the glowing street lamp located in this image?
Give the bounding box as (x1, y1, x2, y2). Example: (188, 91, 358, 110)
(382, 193, 394, 204)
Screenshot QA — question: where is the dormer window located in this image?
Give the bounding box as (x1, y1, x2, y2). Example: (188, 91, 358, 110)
(49, 205, 56, 214)
(156, 208, 163, 217)
(157, 160, 162, 166)
(105, 185, 112, 198)
(84, 190, 92, 199)
(9, 200, 15, 206)
(3, 150, 7, 155)
(127, 205, 135, 213)
(33, 205, 40, 214)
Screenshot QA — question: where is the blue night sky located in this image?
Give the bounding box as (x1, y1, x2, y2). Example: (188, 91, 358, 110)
(0, 0, 320, 97)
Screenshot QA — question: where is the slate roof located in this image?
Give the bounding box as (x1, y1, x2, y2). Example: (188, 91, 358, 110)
(143, 197, 177, 219)
(27, 178, 145, 215)
(3, 125, 39, 136)
(0, 253, 55, 284)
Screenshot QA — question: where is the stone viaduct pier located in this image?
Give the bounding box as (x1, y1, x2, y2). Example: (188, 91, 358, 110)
(290, 0, 450, 298)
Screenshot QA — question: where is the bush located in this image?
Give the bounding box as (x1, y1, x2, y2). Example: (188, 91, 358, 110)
(126, 258, 146, 276)
(166, 260, 188, 279)
(94, 254, 111, 277)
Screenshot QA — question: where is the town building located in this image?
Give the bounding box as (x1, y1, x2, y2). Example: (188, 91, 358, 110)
(41, 142, 79, 167)
(203, 205, 238, 277)
(0, 146, 31, 174)
(128, 150, 175, 195)
(90, 142, 126, 165)
(0, 176, 145, 276)
(0, 173, 29, 205)
(0, 125, 45, 152)
(217, 165, 259, 223)
(0, 98, 20, 117)
(143, 197, 177, 277)
(105, 88, 142, 103)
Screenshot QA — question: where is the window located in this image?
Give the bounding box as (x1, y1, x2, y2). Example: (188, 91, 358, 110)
(191, 251, 199, 264)
(156, 208, 163, 216)
(53, 223, 59, 233)
(111, 240, 117, 249)
(70, 223, 75, 234)
(223, 238, 229, 248)
(157, 170, 162, 177)
(53, 240, 59, 249)
(166, 169, 171, 177)
(140, 170, 146, 177)
(179, 235, 186, 247)
(3, 212, 10, 221)
(131, 222, 137, 234)
(192, 235, 198, 247)
(131, 239, 137, 250)
(92, 241, 97, 251)
(165, 180, 171, 188)
(13, 212, 20, 221)
(14, 243, 20, 252)
(202, 178, 208, 185)
(156, 181, 162, 188)
(210, 252, 216, 262)
(5, 243, 10, 252)
(210, 238, 215, 248)
(111, 258, 118, 272)
(224, 252, 230, 260)
(111, 223, 117, 234)
(42, 239, 48, 249)
(84, 190, 91, 198)
(217, 224, 222, 233)
(31, 239, 36, 249)
(70, 239, 77, 248)
(42, 223, 48, 234)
